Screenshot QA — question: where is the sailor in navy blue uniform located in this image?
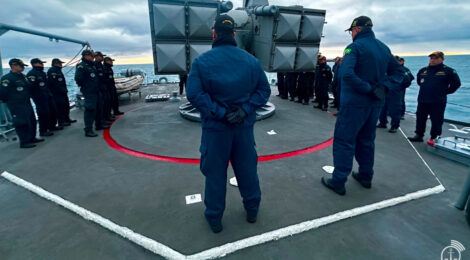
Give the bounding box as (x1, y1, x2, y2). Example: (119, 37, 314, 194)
(93, 51, 113, 126)
(48, 58, 76, 125)
(377, 56, 413, 133)
(331, 57, 343, 108)
(398, 57, 414, 118)
(285, 72, 299, 101)
(187, 15, 271, 233)
(0, 59, 43, 148)
(103, 57, 124, 116)
(408, 51, 461, 145)
(321, 16, 404, 195)
(75, 50, 101, 137)
(313, 56, 333, 111)
(27, 58, 59, 137)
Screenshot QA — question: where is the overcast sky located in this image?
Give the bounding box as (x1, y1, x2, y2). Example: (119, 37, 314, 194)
(1, 0, 470, 66)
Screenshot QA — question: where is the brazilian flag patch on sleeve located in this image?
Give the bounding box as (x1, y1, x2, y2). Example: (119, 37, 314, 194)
(344, 48, 352, 55)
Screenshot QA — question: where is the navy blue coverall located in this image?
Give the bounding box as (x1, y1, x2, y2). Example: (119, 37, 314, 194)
(186, 35, 271, 225)
(0, 72, 37, 145)
(331, 28, 404, 187)
(378, 66, 413, 129)
(415, 64, 460, 139)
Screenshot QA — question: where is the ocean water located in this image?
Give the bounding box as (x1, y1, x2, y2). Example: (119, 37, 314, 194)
(4, 55, 469, 123)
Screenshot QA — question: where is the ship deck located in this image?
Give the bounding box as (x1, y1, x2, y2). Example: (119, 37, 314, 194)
(1, 84, 469, 259)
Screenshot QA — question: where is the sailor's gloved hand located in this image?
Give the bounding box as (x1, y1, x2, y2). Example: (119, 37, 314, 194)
(370, 83, 387, 101)
(224, 105, 247, 125)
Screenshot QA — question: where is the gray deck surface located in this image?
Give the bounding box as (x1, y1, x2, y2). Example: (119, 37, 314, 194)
(0, 85, 469, 259)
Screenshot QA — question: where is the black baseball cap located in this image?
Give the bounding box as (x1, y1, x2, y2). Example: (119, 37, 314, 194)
(82, 49, 94, 56)
(104, 57, 115, 62)
(30, 58, 47, 65)
(94, 51, 106, 57)
(345, 16, 373, 31)
(214, 14, 235, 35)
(9, 58, 28, 67)
(52, 58, 65, 64)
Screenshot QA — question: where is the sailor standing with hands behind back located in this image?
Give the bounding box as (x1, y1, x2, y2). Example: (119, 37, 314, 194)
(321, 16, 404, 195)
(187, 14, 271, 233)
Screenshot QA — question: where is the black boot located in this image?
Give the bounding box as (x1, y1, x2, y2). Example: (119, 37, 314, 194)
(20, 143, 36, 148)
(85, 131, 98, 137)
(96, 125, 110, 130)
(40, 131, 54, 137)
(321, 177, 346, 196)
(31, 137, 45, 143)
(51, 126, 64, 131)
(114, 111, 124, 116)
(408, 135, 423, 142)
(388, 127, 398, 133)
(246, 211, 258, 223)
(207, 220, 223, 233)
(352, 171, 372, 189)
(376, 123, 387, 128)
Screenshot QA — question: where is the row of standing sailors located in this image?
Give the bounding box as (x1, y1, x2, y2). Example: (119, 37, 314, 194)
(0, 50, 124, 148)
(0, 58, 75, 148)
(276, 55, 335, 111)
(74, 50, 123, 137)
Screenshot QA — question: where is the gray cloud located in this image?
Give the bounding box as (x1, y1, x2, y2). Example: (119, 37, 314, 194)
(1, 0, 470, 64)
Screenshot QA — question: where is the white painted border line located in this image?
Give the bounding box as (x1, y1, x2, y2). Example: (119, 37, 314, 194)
(398, 127, 444, 186)
(187, 184, 445, 260)
(1, 170, 446, 260)
(0, 171, 185, 260)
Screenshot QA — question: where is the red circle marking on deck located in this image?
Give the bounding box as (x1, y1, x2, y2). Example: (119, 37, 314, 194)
(103, 107, 334, 164)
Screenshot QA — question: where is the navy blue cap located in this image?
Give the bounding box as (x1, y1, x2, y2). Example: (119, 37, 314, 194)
(345, 16, 373, 31)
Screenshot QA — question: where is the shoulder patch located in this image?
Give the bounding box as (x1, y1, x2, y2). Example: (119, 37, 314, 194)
(344, 48, 352, 55)
(77, 65, 84, 69)
(1, 79, 9, 87)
